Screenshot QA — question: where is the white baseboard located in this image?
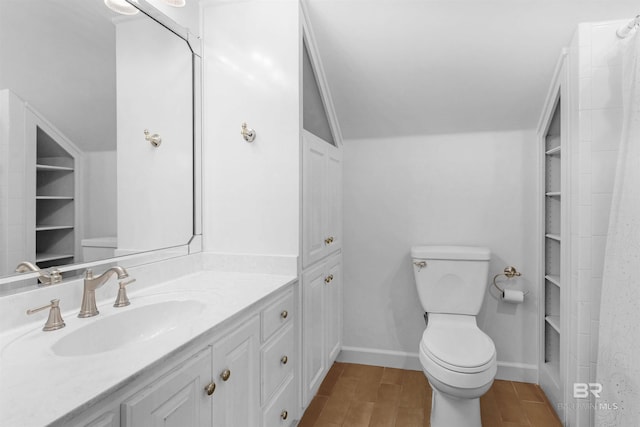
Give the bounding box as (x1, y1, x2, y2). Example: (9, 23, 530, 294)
(337, 346, 422, 370)
(337, 346, 538, 383)
(495, 361, 538, 383)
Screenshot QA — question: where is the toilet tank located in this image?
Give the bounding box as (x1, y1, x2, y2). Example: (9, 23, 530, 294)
(411, 246, 491, 315)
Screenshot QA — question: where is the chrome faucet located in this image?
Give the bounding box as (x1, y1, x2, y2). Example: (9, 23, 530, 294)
(15, 261, 62, 285)
(78, 267, 129, 318)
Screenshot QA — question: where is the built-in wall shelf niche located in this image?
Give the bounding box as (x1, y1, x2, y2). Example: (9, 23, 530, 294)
(538, 52, 568, 421)
(543, 97, 562, 385)
(31, 120, 81, 270)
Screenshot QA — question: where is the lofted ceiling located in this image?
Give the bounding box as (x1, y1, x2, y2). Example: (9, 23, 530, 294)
(305, 0, 639, 140)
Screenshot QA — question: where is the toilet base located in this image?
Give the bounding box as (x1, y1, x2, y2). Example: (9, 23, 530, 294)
(429, 385, 482, 427)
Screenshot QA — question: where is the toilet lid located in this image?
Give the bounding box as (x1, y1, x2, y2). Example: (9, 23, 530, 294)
(421, 323, 495, 373)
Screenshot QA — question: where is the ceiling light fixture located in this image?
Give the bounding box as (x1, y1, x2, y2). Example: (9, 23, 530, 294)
(162, 0, 186, 7)
(104, 0, 139, 15)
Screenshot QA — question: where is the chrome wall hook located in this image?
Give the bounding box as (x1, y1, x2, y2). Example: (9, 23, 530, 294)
(241, 122, 256, 142)
(144, 129, 162, 147)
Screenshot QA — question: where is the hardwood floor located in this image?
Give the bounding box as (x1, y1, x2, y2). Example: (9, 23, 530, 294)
(298, 362, 562, 427)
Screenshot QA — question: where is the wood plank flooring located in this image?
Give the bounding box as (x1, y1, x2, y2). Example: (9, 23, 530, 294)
(298, 362, 562, 427)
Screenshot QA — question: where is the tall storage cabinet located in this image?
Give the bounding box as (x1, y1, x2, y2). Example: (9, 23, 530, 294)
(538, 51, 569, 423)
(300, 3, 344, 408)
(201, 0, 344, 416)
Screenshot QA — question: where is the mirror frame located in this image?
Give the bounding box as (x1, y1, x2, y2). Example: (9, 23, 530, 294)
(0, 0, 202, 294)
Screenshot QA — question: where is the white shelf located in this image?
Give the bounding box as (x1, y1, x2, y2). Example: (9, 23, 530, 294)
(545, 233, 561, 242)
(35, 128, 77, 268)
(35, 253, 74, 263)
(545, 315, 561, 334)
(545, 192, 561, 197)
(36, 196, 74, 200)
(36, 164, 74, 172)
(36, 225, 74, 232)
(545, 275, 561, 288)
(545, 146, 561, 156)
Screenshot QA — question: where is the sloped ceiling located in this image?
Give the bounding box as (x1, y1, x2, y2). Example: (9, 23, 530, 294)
(305, 0, 639, 140)
(0, 0, 117, 151)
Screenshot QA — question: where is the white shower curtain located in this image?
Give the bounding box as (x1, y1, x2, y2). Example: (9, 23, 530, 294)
(595, 29, 640, 427)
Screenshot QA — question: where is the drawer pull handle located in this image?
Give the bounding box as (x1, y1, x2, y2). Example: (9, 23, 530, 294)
(280, 310, 288, 319)
(204, 382, 216, 396)
(281, 355, 288, 365)
(220, 369, 231, 381)
(324, 274, 333, 284)
(281, 410, 288, 420)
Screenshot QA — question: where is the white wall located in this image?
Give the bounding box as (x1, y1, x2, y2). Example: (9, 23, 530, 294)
(201, 0, 300, 259)
(116, 16, 193, 253)
(341, 130, 539, 379)
(0, 91, 27, 277)
(83, 151, 117, 239)
(144, 0, 200, 36)
(0, 0, 116, 152)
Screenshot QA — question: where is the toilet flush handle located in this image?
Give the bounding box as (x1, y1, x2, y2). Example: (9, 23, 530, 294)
(413, 261, 427, 271)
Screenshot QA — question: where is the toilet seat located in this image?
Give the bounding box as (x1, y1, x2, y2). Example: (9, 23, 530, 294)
(418, 314, 496, 390)
(422, 315, 495, 374)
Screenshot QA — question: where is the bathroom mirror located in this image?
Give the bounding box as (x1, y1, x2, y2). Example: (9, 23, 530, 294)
(0, 0, 200, 294)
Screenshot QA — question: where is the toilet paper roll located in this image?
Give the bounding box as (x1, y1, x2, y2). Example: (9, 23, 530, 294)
(502, 289, 525, 304)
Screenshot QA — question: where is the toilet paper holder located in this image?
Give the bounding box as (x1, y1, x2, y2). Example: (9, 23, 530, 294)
(492, 266, 529, 296)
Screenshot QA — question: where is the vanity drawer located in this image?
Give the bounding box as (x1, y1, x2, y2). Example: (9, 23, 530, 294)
(261, 324, 294, 404)
(262, 375, 296, 427)
(261, 288, 294, 342)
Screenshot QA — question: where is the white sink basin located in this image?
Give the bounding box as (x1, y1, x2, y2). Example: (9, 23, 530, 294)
(51, 300, 205, 357)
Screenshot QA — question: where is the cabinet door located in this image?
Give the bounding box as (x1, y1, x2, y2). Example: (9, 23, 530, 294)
(326, 144, 342, 254)
(122, 347, 212, 427)
(325, 253, 342, 364)
(302, 261, 327, 406)
(212, 316, 260, 427)
(302, 130, 328, 268)
(70, 410, 119, 427)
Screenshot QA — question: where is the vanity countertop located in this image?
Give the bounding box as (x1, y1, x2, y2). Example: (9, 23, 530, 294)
(0, 270, 296, 427)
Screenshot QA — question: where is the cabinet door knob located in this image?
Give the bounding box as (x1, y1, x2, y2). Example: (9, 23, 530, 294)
(281, 355, 288, 365)
(324, 237, 332, 245)
(324, 274, 333, 284)
(281, 410, 288, 420)
(204, 382, 216, 396)
(220, 369, 231, 381)
(280, 310, 288, 319)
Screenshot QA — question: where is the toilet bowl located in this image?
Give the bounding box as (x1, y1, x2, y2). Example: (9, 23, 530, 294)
(419, 314, 496, 427)
(411, 245, 496, 427)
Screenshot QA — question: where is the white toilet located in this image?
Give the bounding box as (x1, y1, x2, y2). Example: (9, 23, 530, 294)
(411, 245, 497, 427)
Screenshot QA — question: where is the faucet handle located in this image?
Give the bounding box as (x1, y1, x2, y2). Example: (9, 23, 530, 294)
(27, 299, 66, 331)
(114, 278, 136, 308)
(43, 268, 62, 285)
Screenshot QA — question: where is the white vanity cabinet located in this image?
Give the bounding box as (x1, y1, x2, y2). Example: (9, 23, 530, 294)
(122, 347, 214, 426)
(301, 252, 342, 406)
(59, 282, 297, 427)
(301, 130, 343, 269)
(211, 316, 260, 426)
(260, 289, 297, 427)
